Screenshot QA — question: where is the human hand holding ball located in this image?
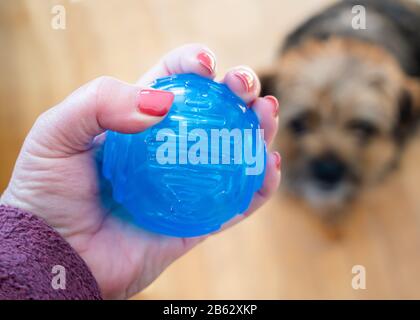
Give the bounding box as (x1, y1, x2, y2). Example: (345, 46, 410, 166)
(0, 44, 281, 299)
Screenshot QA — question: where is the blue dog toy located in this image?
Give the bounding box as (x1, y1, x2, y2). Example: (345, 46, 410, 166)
(103, 73, 266, 237)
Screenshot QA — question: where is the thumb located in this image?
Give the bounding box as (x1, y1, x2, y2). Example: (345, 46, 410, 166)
(30, 76, 174, 154)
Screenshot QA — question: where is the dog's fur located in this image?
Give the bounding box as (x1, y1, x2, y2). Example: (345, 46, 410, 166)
(261, 0, 420, 215)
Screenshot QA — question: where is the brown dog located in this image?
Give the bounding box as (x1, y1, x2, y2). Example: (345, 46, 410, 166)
(261, 0, 420, 215)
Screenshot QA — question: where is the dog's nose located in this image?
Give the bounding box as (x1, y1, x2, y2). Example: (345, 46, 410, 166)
(310, 155, 346, 188)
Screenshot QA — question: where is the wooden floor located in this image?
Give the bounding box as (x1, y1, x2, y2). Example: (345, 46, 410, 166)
(1, 0, 420, 299)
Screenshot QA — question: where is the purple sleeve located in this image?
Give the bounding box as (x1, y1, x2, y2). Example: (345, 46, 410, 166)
(0, 205, 102, 300)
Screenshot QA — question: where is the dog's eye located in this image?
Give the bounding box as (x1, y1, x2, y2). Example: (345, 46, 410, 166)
(289, 117, 308, 135)
(346, 120, 378, 139)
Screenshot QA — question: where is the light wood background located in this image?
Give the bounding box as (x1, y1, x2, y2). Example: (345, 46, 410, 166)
(1, 0, 420, 299)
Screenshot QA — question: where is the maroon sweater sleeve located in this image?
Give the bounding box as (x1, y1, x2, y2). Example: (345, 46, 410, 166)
(0, 205, 102, 300)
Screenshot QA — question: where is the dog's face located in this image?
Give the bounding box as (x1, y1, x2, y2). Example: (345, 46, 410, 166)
(262, 38, 420, 214)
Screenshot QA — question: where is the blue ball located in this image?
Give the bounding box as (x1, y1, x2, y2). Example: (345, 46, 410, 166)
(102, 73, 266, 237)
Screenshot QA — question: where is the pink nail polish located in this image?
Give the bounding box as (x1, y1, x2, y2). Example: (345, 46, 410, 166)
(234, 69, 255, 92)
(138, 89, 174, 117)
(265, 95, 279, 117)
(197, 51, 216, 74)
(273, 152, 282, 171)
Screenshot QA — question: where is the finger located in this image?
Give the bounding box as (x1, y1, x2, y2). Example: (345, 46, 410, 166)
(33, 76, 174, 154)
(217, 151, 281, 231)
(222, 66, 261, 105)
(137, 43, 217, 86)
(245, 151, 281, 214)
(251, 96, 279, 146)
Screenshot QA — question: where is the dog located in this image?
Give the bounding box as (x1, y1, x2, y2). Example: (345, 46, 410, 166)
(261, 0, 420, 215)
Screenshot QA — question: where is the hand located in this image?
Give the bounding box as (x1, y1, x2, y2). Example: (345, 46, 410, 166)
(0, 44, 281, 299)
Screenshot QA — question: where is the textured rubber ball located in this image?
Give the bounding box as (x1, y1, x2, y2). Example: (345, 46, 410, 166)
(103, 74, 266, 237)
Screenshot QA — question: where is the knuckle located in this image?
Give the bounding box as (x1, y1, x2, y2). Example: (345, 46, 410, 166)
(87, 75, 116, 107)
(89, 75, 115, 94)
(33, 108, 55, 130)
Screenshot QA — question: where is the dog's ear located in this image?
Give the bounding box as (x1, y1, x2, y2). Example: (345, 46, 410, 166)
(395, 77, 420, 141)
(258, 69, 279, 98)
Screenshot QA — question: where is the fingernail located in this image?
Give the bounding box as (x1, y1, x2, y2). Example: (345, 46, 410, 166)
(197, 51, 216, 74)
(273, 152, 282, 171)
(234, 68, 255, 92)
(138, 89, 174, 117)
(265, 95, 279, 117)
